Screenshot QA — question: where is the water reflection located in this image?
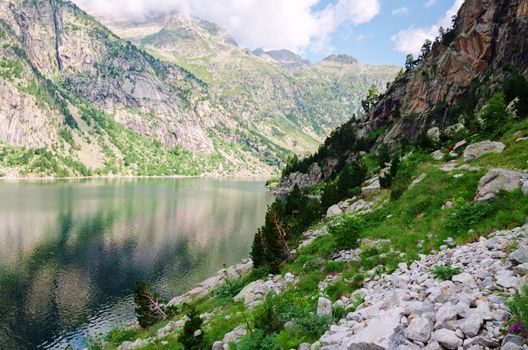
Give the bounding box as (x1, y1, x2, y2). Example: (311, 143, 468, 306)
(0, 178, 272, 349)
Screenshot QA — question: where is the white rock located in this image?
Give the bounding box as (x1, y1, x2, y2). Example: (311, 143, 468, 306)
(460, 313, 484, 337)
(433, 329, 463, 349)
(223, 326, 247, 343)
(474, 168, 525, 201)
(463, 141, 506, 162)
(326, 204, 342, 217)
(404, 317, 432, 343)
(432, 150, 444, 161)
(435, 303, 457, 328)
(317, 297, 333, 317)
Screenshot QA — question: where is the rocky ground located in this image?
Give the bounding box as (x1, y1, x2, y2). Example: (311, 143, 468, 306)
(314, 224, 528, 350)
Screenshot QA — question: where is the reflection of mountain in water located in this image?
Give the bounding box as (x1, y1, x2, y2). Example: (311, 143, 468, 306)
(0, 178, 272, 349)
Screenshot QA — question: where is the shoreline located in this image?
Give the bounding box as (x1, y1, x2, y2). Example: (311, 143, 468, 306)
(0, 174, 273, 182)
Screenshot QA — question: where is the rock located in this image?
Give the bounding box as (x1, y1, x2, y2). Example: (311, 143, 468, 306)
(404, 317, 432, 343)
(432, 150, 444, 161)
(423, 341, 443, 350)
(513, 262, 528, 275)
(463, 141, 506, 162)
(510, 245, 528, 264)
(409, 173, 427, 189)
(212, 341, 224, 350)
(326, 204, 342, 217)
(432, 329, 463, 349)
(362, 179, 381, 196)
(435, 303, 457, 328)
(502, 343, 523, 350)
(223, 326, 247, 344)
(444, 123, 465, 138)
(453, 139, 468, 152)
(427, 127, 441, 142)
(117, 339, 150, 350)
(298, 343, 311, 350)
(317, 297, 333, 317)
(460, 313, 484, 337)
(441, 201, 454, 209)
(452, 272, 475, 286)
(496, 270, 520, 289)
(502, 334, 525, 347)
(474, 168, 525, 201)
(341, 307, 404, 349)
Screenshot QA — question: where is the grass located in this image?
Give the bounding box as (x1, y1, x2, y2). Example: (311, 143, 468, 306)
(429, 266, 462, 280)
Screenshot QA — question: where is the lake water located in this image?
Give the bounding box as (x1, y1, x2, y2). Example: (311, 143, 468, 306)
(0, 178, 273, 349)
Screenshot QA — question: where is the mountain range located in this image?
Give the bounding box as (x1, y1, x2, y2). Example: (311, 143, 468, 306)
(0, 1, 399, 178)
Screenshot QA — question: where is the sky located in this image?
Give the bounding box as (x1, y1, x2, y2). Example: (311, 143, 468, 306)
(72, 0, 465, 66)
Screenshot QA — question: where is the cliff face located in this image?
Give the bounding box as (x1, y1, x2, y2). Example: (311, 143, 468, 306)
(277, 0, 528, 188)
(0, 0, 400, 177)
(367, 0, 528, 146)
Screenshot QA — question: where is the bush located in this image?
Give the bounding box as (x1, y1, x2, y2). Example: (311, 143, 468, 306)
(476, 92, 509, 139)
(253, 295, 283, 335)
(238, 330, 280, 350)
(429, 265, 462, 280)
(329, 216, 361, 250)
(321, 182, 340, 209)
(507, 285, 528, 339)
(179, 305, 204, 350)
(444, 202, 494, 234)
(336, 161, 366, 198)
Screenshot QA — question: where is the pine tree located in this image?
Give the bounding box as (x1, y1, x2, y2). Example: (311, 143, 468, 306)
(179, 305, 204, 350)
(134, 282, 167, 328)
(250, 229, 268, 268)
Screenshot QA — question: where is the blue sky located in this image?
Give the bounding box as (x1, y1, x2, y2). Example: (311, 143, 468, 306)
(74, 0, 464, 67)
(306, 0, 461, 65)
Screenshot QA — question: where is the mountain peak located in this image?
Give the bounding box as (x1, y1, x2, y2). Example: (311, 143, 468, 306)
(252, 48, 310, 69)
(321, 54, 359, 65)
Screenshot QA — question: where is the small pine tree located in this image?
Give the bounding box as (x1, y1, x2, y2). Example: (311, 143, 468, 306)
(250, 229, 268, 268)
(377, 143, 390, 168)
(179, 305, 204, 350)
(285, 184, 303, 214)
(321, 182, 340, 209)
(336, 161, 366, 198)
(134, 282, 167, 328)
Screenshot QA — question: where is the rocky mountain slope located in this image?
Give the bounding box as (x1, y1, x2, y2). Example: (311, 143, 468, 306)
(105, 13, 400, 159)
(277, 0, 528, 190)
(0, 2, 399, 178)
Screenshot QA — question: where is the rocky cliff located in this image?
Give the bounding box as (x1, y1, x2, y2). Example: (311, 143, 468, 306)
(0, 1, 399, 177)
(278, 0, 528, 188)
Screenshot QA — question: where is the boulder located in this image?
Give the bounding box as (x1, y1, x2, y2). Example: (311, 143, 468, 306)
(343, 308, 404, 349)
(435, 303, 457, 328)
(223, 326, 247, 344)
(474, 169, 525, 201)
(362, 179, 381, 196)
(495, 270, 520, 289)
(211, 341, 224, 350)
(510, 245, 528, 264)
(326, 204, 342, 217)
(431, 150, 444, 161)
(463, 141, 505, 162)
(459, 313, 483, 337)
(453, 139, 468, 152)
(432, 329, 462, 349)
(404, 317, 432, 343)
(233, 280, 278, 308)
(427, 127, 441, 142)
(317, 297, 333, 317)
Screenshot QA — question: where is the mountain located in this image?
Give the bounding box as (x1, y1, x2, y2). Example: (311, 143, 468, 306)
(104, 13, 401, 165)
(278, 0, 528, 189)
(0, 1, 399, 178)
(251, 48, 310, 69)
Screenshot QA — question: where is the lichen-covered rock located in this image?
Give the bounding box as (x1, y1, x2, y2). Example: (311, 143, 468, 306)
(475, 168, 526, 201)
(463, 141, 506, 162)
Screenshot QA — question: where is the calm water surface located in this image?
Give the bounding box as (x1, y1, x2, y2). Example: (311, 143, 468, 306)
(0, 178, 273, 349)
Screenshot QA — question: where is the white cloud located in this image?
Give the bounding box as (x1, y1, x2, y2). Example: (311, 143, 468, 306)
(424, 0, 437, 8)
(72, 0, 381, 54)
(392, 7, 409, 16)
(391, 0, 463, 56)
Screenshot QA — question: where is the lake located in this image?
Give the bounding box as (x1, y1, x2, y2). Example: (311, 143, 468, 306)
(0, 178, 273, 349)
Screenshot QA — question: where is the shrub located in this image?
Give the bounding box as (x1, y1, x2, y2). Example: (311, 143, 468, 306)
(444, 202, 494, 234)
(336, 161, 366, 198)
(238, 330, 280, 350)
(329, 216, 361, 250)
(179, 305, 204, 350)
(476, 92, 509, 139)
(429, 265, 462, 280)
(507, 285, 528, 339)
(253, 295, 283, 335)
(321, 182, 340, 209)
